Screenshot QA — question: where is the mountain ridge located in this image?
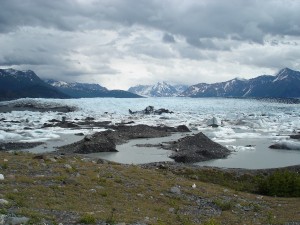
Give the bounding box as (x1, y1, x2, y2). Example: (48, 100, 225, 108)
(1, 67, 300, 100)
(128, 82, 188, 97)
(181, 68, 300, 98)
(45, 79, 141, 98)
(0, 69, 141, 100)
(0, 69, 69, 100)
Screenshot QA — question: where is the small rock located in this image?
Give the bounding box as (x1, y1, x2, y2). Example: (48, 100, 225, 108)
(192, 183, 196, 189)
(169, 208, 175, 213)
(170, 186, 181, 195)
(0, 174, 4, 180)
(97, 158, 108, 164)
(0, 199, 9, 205)
(75, 173, 81, 177)
(33, 155, 45, 160)
(0, 215, 5, 225)
(3, 159, 8, 162)
(64, 164, 72, 169)
(89, 189, 97, 193)
(6, 216, 30, 225)
(137, 193, 144, 197)
(49, 158, 57, 162)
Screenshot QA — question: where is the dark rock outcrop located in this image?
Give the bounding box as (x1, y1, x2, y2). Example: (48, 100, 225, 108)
(57, 124, 189, 154)
(129, 106, 173, 115)
(165, 132, 230, 163)
(0, 142, 44, 151)
(290, 134, 300, 139)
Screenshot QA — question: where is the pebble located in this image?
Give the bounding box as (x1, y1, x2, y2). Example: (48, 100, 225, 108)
(0, 199, 9, 205)
(169, 207, 175, 213)
(192, 183, 196, 189)
(170, 186, 181, 195)
(5, 216, 30, 225)
(0, 174, 4, 180)
(89, 189, 97, 193)
(0, 215, 5, 225)
(64, 164, 72, 169)
(49, 158, 57, 162)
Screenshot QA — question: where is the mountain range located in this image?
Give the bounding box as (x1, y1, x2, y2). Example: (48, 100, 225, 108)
(181, 68, 300, 98)
(128, 82, 188, 97)
(44, 79, 140, 98)
(0, 69, 141, 100)
(1, 67, 300, 101)
(0, 69, 68, 100)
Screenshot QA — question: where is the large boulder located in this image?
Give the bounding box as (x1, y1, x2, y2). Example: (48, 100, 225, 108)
(166, 132, 230, 163)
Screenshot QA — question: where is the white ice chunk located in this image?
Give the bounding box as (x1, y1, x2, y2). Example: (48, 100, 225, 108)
(226, 145, 255, 152)
(0, 130, 23, 141)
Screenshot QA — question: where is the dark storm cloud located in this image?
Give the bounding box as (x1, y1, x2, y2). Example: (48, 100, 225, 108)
(162, 33, 175, 43)
(1, 0, 300, 46)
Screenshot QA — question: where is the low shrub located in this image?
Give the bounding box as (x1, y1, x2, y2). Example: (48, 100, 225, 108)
(258, 170, 300, 197)
(79, 214, 96, 224)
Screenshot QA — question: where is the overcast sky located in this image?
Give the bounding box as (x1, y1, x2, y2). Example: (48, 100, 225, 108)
(1, 0, 300, 89)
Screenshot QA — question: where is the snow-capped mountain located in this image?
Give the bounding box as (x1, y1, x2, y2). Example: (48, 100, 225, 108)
(182, 68, 300, 98)
(0, 69, 68, 100)
(45, 79, 141, 98)
(128, 82, 188, 97)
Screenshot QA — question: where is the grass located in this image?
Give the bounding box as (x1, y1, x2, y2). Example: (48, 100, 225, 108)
(0, 151, 299, 224)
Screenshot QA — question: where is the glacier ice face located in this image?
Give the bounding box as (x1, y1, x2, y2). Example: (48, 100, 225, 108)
(0, 97, 299, 143)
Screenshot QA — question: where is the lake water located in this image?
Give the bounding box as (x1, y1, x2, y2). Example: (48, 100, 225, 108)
(1, 97, 300, 168)
(89, 130, 300, 169)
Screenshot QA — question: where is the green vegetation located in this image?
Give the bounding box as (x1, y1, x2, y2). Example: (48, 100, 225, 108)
(258, 170, 300, 197)
(171, 167, 300, 197)
(212, 199, 233, 211)
(79, 214, 96, 224)
(203, 218, 221, 225)
(0, 152, 299, 224)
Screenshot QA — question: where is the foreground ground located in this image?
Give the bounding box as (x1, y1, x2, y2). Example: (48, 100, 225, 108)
(0, 152, 300, 225)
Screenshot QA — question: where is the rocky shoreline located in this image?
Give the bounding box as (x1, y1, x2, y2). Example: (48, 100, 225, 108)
(55, 124, 232, 164)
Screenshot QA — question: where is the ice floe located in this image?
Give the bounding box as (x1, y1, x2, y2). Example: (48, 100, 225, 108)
(0, 97, 299, 145)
